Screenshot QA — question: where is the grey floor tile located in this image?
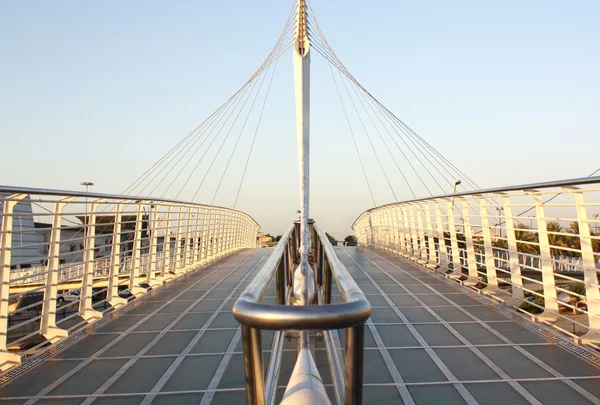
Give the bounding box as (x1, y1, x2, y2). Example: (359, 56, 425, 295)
(217, 354, 246, 389)
(363, 349, 394, 383)
(444, 294, 481, 307)
(97, 315, 146, 333)
(205, 288, 233, 300)
(161, 355, 222, 391)
(212, 390, 247, 404)
(521, 381, 595, 405)
(479, 347, 553, 379)
(106, 357, 175, 394)
(366, 295, 391, 307)
(135, 313, 180, 332)
(487, 322, 548, 344)
(522, 345, 600, 377)
(173, 313, 211, 330)
(451, 323, 505, 345)
(364, 385, 404, 404)
(376, 324, 421, 347)
(574, 379, 600, 399)
(370, 308, 402, 323)
(465, 382, 531, 405)
(152, 393, 203, 404)
(210, 312, 238, 328)
(414, 324, 463, 346)
(430, 307, 473, 322)
(462, 306, 509, 322)
(146, 331, 197, 355)
(158, 300, 197, 314)
(417, 294, 453, 307)
(399, 307, 440, 323)
(191, 299, 221, 312)
(191, 329, 237, 354)
(49, 359, 128, 395)
(435, 348, 499, 381)
(56, 334, 118, 358)
(389, 294, 420, 307)
(404, 284, 436, 294)
(100, 332, 158, 357)
(0, 360, 82, 397)
(409, 384, 466, 404)
(389, 349, 448, 383)
(95, 397, 143, 404)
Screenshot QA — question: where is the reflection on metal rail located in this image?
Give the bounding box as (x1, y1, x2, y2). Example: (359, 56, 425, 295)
(233, 221, 371, 405)
(353, 176, 600, 347)
(0, 186, 259, 371)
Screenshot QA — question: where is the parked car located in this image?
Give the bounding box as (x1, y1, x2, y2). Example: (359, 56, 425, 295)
(57, 289, 81, 303)
(118, 283, 153, 299)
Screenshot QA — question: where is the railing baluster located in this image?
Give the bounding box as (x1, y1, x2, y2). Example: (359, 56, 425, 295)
(446, 200, 462, 278)
(460, 199, 479, 285)
(477, 197, 500, 293)
(499, 194, 525, 307)
(0, 193, 26, 370)
(528, 191, 559, 321)
(567, 188, 600, 343)
(40, 197, 72, 341)
(79, 199, 103, 322)
(108, 202, 127, 307)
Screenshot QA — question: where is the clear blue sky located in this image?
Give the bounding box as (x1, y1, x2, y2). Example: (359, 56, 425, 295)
(2, 0, 599, 239)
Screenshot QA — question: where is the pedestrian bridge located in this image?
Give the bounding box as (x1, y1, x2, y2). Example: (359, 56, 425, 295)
(1, 242, 599, 404)
(2, 1, 600, 403)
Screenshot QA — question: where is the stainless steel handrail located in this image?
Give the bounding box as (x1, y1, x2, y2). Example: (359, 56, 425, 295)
(0, 185, 260, 227)
(352, 175, 600, 228)
(233, 221, 371, 405)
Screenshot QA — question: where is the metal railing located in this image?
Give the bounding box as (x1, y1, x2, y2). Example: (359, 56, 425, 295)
(233, 221, 371, 405)
(0, 186, 259, 371)
(352, 176, 600, 347)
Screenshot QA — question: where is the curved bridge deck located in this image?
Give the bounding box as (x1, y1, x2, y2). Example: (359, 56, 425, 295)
(1, 248, 599, 404)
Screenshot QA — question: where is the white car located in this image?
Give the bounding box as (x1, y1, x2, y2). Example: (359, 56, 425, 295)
(57, 289, 81, 303)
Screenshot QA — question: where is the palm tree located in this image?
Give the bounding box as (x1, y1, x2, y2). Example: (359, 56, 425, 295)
(514, 222, 539, 255)
(546, 222, 569, 257)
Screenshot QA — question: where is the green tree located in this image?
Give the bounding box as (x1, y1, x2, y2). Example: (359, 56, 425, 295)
(344, 235, 357, 246)
(325, 232, 337, 244)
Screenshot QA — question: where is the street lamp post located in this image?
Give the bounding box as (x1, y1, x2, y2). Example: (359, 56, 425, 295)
(496, 207, 504, 238)
(594, 214, 599, 235)
(452, 180, 461, 231)
(81, 182, 94, 236)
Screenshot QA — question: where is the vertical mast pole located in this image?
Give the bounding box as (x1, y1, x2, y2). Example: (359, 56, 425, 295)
(294, 0, 311, 287)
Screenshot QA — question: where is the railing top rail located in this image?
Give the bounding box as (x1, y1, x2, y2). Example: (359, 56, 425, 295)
(351, 175, 600, 229)
(0, 185, 260, 227)
(233, 224, 371, 330)
(313, 224, 366, 302)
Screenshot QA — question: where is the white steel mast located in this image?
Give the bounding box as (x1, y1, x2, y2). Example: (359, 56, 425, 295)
(293, 0, 313, 304)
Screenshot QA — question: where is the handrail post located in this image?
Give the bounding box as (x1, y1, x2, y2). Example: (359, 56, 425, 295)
(446, 200, 463, 278)
(323, 255, 332, 304)
(345, 323, 364, 405)
(146, 203, 160, 287)
(174, 206, 184, 274)
(162, 206, 173, 280)
(0, 194, 27, 370)
(128, 202, 146, 296)
(434, 202, 448, 272)
(414, 204, 428, 264)
(477, 197, 500, 294)
(424, 202, 438, 268)
(499, 194, 525, 307)
(241, 325, 265, 405)
(79, 198, 103, 322)
(108, 202, 127, 307)
(566, 188, 600, 344)
(460, 199, 479, 285)
(276, 256, 286, 305)
(40, 196, 73, 342)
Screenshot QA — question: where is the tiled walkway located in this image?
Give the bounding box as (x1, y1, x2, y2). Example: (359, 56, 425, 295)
(0, 247, 599, 404)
